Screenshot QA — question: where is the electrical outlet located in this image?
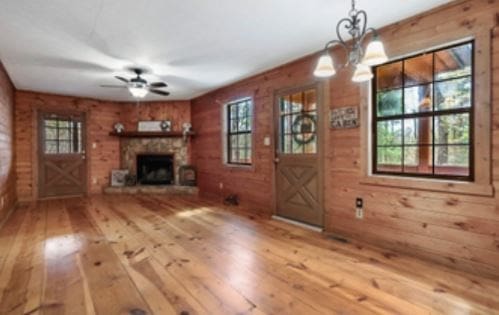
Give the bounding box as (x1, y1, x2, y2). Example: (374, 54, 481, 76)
(92, 178, 98, 185)
(355, 208, 364, 219)
(355, 197, 364, 219)
(219, 182, 224, 189)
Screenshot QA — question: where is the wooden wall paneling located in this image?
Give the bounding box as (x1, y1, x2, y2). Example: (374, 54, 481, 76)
(14, 92, 192, 201)
(0, 62, 16, 223)
(191, 0, 499, 278)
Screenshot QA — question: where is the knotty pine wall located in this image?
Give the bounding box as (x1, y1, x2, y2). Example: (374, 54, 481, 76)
(191, 0, 499, 277)
(0, 62, 16, 223)
(15, 91, 191, 201)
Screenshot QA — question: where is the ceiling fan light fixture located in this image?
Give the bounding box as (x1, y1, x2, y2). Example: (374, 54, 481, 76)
(313, 53, 336, 77)
(362, 38, 388, 66)
(351, 63, 373, 83)
(128, 86, 148, 98)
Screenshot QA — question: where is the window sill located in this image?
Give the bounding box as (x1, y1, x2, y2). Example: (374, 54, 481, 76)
(360, 175, 494, 197)
(223, 163, 254, 172)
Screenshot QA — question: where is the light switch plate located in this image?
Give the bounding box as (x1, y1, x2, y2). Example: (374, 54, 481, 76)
(263, 136, 271, 146)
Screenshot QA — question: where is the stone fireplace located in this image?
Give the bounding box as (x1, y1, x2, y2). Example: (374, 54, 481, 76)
(120, 138, 188, 185)
(137, 154, 174, 185)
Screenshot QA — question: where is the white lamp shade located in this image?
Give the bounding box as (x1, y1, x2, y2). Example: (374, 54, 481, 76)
(314, 54, 336, 77)
(352, 63, 373, 82)
(128, 86, 148, 98)
(362, 40, 388, 66)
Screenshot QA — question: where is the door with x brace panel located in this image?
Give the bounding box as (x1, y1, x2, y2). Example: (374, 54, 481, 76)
(38, 111, 87, 198)
(275, 85, 324, 227)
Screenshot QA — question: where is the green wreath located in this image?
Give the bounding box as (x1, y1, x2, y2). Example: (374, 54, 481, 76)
(292, 114, 317, 145)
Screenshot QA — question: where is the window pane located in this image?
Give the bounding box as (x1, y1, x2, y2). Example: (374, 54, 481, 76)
(304, 89, 317, 111)
(435, 43, 472, 80)
(283, 135, 292, 153)
(435, 77, 471, 110)
(304, 135, 317, 154)
(281, 96, 291, 114)
(404, 84, 432, 114)
(377, 147, 402, 172)
(404, 146, 433, 174)
(435, 145, 470, 176)
(230, 119, 238, 133)
(404, 117, 433, 145)
(377, 120, 402, 146)
(376, 61, 403, 90)
(45, 127, 58, 140)
(282, 115, 292, 134)
(404, 54, 433, 86)
(45, 119, 57, 128)
(291, 93, 303, 113)
(377, 89, 402, 117)
(59, 128, 70, 140)
(58, 141, 70, 154)
(58, 120, 70, 128)
(45, 140, 58, 154)
(435, 113, 469, 145)
(292, 135, 304, 154)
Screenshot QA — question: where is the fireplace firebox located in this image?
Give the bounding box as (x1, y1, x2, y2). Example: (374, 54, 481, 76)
(137, 154, 174, 185)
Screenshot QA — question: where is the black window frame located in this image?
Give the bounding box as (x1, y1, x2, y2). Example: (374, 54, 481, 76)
(372, 40, 474, 182)
(226, 99, 253, 166)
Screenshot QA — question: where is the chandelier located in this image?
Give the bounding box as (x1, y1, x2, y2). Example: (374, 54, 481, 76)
(313, 0, 388, 82)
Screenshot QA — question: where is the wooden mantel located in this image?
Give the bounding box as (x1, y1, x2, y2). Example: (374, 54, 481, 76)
(109, 131, 196, 138)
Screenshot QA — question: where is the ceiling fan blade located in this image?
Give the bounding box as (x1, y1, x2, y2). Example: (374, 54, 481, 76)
(149, 82, 168, 88)
(149, 89, 170, 96)
(100, 84, 127, 88)
(114, 76, 129, 83)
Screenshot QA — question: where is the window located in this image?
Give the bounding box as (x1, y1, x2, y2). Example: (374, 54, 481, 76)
(43, 116, 83, 154)
(372, 41, 473, 180)
(279, 88, 318, 154)
(226, 99, 252, 165)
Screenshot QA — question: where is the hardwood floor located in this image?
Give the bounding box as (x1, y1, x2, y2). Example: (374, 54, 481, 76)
(0, 195, 498, 314)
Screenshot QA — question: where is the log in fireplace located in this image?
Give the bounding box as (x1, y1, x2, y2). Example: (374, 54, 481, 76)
(137, 154, 174, 185)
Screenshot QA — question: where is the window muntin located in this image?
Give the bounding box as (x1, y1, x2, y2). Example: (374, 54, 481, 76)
(373, 41, 473, 180)
(227, 99, 252, 165)
(43, 116, 83, 154)
(279, 89, 318, 154)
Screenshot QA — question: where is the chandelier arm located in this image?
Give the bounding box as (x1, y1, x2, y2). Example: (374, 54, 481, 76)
(356, 10, 368, 37)
(322, 40, 349, 68)
(336, 17, 354, 44)
(359, 27, 379, 46)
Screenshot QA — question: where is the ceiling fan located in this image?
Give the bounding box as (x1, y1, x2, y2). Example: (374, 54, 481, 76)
(100, 68, 170, 98)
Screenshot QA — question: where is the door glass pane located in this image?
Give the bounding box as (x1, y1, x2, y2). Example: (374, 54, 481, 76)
(43, 116, 83, 154)
(279, 89, 317, 155)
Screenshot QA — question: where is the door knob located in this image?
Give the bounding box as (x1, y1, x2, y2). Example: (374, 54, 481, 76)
(274, 158, 280, 163)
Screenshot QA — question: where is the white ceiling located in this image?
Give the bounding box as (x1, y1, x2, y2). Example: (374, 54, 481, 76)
(0, 0, 451, 101)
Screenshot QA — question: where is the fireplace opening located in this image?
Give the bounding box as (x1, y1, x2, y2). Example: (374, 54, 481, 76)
(137, 154, 174, 185)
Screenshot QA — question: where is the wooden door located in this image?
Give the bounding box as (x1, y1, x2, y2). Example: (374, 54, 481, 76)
(38, 111, 87, 198)
(274, 85, 324, 227)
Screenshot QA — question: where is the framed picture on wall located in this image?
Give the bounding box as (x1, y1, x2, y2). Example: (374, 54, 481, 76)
(330, 106, 359, 129)
(110, 169, 129, 187)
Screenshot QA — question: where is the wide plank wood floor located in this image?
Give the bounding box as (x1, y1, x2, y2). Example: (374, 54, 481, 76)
(0, 195, 498, 314)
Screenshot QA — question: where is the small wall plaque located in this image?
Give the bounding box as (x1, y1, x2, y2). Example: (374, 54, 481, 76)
(137, 120, 171, 132)
(330, 106, 359, 129)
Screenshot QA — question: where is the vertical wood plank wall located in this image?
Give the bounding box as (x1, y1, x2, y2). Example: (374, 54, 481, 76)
(191, 0, 499, 277)
(0, 62, 16, 223)
(14, 91, 191, 201)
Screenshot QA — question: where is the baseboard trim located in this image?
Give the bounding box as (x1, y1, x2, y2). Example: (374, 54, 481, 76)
(271, 215, 323, 232)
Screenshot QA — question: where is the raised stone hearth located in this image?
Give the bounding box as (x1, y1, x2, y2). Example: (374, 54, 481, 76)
(104, 185, 198, 195)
